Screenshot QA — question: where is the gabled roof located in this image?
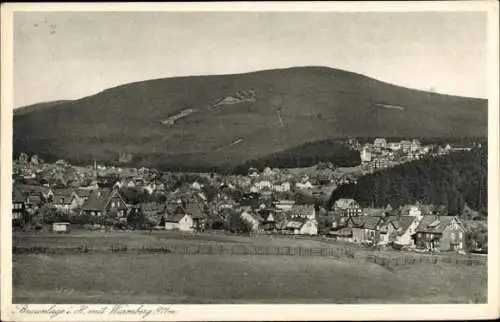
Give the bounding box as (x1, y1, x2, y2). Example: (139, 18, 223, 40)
(75, 188, 92, 198)
(184, 203, 206, 219)
(328, 227, 352, 237)
(415, 215, 461, 234)
(139, 202, 165, 213)
(81, 188, 125, 212)
(53, 194, 74, 205)
(165, 212, 189, 223)
(16, 184, 52, 195)
(333, 198, 358, 210)
(349, 215, 382, 230)
(27, 194, 42, 205)
(380, 215, 416, 235)
(13, 187, 25, 203)
(53, 188, 75, 196)
(290, 205, 315, 217)
(285, 217, 309, 229)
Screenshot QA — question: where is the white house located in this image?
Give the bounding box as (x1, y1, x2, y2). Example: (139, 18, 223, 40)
(373, 138, 387, 149)
(360, 148, 372, 163)
(253, 180, 272, 190)
(164, 213, 194, 232)
(295, 181, 314, 190)
(240, 209, 261, 232)
(273, 181, 291, 192)
(286, 218, 318, 235)
(191, 181, 203, 190)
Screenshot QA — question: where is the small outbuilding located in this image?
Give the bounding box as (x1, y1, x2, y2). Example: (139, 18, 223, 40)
(52, 222, 70, 233)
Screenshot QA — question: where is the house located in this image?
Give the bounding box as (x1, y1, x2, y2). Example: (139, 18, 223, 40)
(332, 198, 362, 217)
(388, 142, 402, 151)
(347, 215, 383, 244)
(414, 216, 465, 252)
(360, 148, 372, 163)
(80, 188, 128, 218)
(164, 212, 194, 232)
(373, 158, 389, 169)
(379, 215, 421, 247)
(191, 181, 203, 190)
(16, 184, 53, 201)
(52, 189, 80, 213)
(25, 192, 44, 210)
(290, 205, 316, 220)
(274, 200, 295, 211)
(253, 180, 272, 191)
(400, 140, 412, 153)
(328, 227, 353, 242)
(373, 138, 387, 149)
(74, 188, 92, 206)
(12, 186, 26, 220)
(137, 202, 166, 219)
(272, 181, 291, 192)
(184, 203, 208, 230)
(258, 208, 276, 231)
(284, 218, 318, 235)
(295, 181, 314, 190)
(240, 208, 261, 232)
(410, 139, 421, 152)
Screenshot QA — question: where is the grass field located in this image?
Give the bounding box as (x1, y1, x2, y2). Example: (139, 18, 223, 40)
(12, 231, 487, 304)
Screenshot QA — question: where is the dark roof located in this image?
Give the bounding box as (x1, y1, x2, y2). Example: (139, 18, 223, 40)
(13, 187, 25, 203)
(349, 215, 382, 230)
(53, 188, 75, 196)
(139, 202, 165, 213)
(75, 188, 92, 198)
(361, 215, 382, 230)
(27, 194, 42, 205)
(81, 188, 124, 212)
(328, 227, 352, 237)
(53, 194, 74, 205)
(185, 203, 206, 219)
(382, 215, 418, 234)
(165, 213, 189, 223)
(290, 205, 315, 217)
(415, 215, 461, 234)
(16, 184, 51, 195)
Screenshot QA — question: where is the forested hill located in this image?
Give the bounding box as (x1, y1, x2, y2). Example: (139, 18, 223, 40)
(328, 143, 488, 214)
(14, 66, 487, 171)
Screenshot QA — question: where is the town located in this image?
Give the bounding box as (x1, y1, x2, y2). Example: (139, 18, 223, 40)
(11, 137, 485, 254)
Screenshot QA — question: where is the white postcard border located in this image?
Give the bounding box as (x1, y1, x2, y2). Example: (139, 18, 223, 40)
(1, 2, 499, 321)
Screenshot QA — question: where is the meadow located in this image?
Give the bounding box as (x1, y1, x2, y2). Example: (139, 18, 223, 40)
(12, 231, 487, 304)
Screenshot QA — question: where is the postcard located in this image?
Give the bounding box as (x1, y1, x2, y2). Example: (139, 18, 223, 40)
(1, 1, 499, 321)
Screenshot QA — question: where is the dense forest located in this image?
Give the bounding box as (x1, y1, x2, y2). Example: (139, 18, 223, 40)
(232, 139, 360, 174)
(328, 143, 487, 214)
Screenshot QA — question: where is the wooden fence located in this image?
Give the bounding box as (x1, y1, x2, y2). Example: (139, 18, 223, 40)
(13, 244, 486, 267)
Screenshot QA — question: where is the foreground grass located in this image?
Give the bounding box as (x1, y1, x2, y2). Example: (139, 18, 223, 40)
(13, 253, 486, 304)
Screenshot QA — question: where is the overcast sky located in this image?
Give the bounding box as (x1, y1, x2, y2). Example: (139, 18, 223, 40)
(14, 11, 487, 108)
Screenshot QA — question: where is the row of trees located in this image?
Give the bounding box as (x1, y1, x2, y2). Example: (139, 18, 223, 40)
(13, 206, 158, 231)
(329, 145, 487, 215)
(232, 139, 360, 174)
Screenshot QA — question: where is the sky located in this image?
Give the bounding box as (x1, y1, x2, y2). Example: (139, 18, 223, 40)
(13, 11, 488, 108)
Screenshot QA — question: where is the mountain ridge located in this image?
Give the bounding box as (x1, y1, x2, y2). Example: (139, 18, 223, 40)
(13, 66, 487, 171)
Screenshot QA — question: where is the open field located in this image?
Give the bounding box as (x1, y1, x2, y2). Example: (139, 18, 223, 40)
(13, 253, 486, 304)
(12, 231, 487, 304)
